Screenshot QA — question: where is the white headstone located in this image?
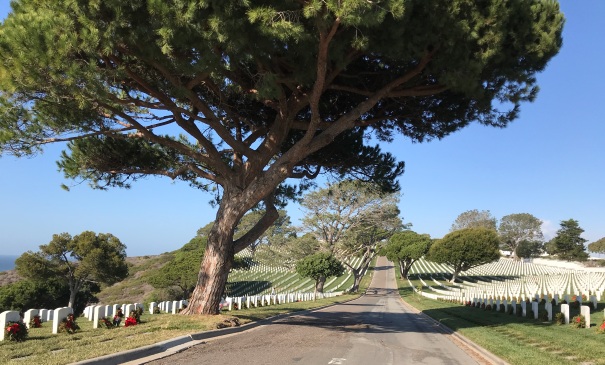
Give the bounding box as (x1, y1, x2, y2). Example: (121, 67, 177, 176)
(124, 304, 135, 317)
(521, 301, 527, 317)
(554, 294, 559, 305)
(246, 296, 251, 309)
(93, 305, 106, 329)
(39, 309, 48, 322)
(112, 304, 121, 316)
(52, 307, 74, 334)
(561, 303, 570, 324)
(46, 310, 54, 322)
(0, 311, 21, 341)
(545, 302, 553, 321)
(172, 301, 179, 314)
(580, 305, 591, 328)
(149, 302, 157, 314)
(104, 305, 113, 318)
(83, 306, 91, 320)
(23, 309, 39, 329)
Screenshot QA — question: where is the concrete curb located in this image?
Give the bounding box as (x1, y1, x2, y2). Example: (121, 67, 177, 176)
(398, 297, 509, 365)
(71, 295, 361, 365)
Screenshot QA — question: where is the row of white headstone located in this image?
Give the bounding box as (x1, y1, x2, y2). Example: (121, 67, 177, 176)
(147, 291, 344, 315)
(0, 307, 74, 340)
(410, 284, 602, 329)
(82, 303, 145, 329)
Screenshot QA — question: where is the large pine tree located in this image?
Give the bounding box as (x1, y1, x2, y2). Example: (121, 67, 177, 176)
(0, 0, 564, 314)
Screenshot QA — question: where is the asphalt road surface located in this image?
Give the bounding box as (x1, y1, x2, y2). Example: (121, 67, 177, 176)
(145, 257, 483, 365)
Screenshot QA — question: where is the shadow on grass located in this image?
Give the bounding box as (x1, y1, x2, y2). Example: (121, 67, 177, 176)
(226, 280, 272, 296)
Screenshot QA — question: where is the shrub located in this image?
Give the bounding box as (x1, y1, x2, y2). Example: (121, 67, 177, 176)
(554, 312, 565, 325)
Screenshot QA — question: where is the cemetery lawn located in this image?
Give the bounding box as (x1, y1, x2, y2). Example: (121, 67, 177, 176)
(0, 294, 360, 365)
(397, 276, 605, 365)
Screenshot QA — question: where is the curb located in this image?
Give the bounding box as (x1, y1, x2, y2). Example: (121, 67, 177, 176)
(398, 297, 509, 365)
(71, 295, 361, 365)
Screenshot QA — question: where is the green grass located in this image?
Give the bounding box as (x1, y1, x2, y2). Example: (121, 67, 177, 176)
(0, 257, 378, 365)
(396, 271, 605, 365)
(0, 294, 360, 365)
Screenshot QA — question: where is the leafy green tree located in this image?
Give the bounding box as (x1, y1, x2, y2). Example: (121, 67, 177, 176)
(382, 231, 432, 279)
(428, 228, 500, 282)
(548, 219, 589, 261)
(301, 180, 402, 290)
(0, 0, 564, 314)
(14, 231, 128, 308)
(149, 237, 206, 300)
(339, 204, 404, 291)
(450, 210, 497, 232)
(255, 233, 320, 270)
(233, 210, 295, 257)
(498, 213, 544, 258)
(588, 237, 605, 254)
(515, 240, 544, 259)
(0, 279, 99, 315)
(295, 253, 344, 297)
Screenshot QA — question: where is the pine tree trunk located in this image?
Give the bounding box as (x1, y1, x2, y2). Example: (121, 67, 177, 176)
(182, 228, 235, 314)
(181, 196, 244, 315)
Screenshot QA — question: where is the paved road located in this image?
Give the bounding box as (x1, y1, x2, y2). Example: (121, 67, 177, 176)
(145, 257, 482, 365)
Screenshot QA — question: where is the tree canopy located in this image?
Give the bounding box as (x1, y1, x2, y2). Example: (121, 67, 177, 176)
(300, 180, 403, 291)
(451, 210, 498, 232)
(0, 0, 564, 314)
(428, 227, 500, 282)
(149, 236, 206, 300)
(498, 213, 544, 258)
(14, 231, 128, 308)
(382, 230, 432, 278)
(546, 219, 589, 261)
(588, 237, 605, 254)
(295, 252, 345, 295)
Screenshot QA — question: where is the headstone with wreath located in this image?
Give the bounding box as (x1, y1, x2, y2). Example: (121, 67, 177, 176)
(23, 309, 39, 329)
(560, 303, 570, 324)
(52, 307, 74, 334)
(580, 305, 591, 328)
(1, 310, 21, 341)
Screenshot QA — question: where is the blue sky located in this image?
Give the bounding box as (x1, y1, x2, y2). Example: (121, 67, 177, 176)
(1, 1, 603, 257)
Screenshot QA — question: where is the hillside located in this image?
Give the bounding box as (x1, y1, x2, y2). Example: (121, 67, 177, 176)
(96, 253, 174, 304)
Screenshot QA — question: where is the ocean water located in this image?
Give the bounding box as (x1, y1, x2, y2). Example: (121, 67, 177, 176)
(0, 255, 18, 272)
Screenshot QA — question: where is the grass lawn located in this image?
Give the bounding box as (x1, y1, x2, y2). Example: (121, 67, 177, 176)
(0, 265, 376, 365)
(396, 272, 605, 365)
